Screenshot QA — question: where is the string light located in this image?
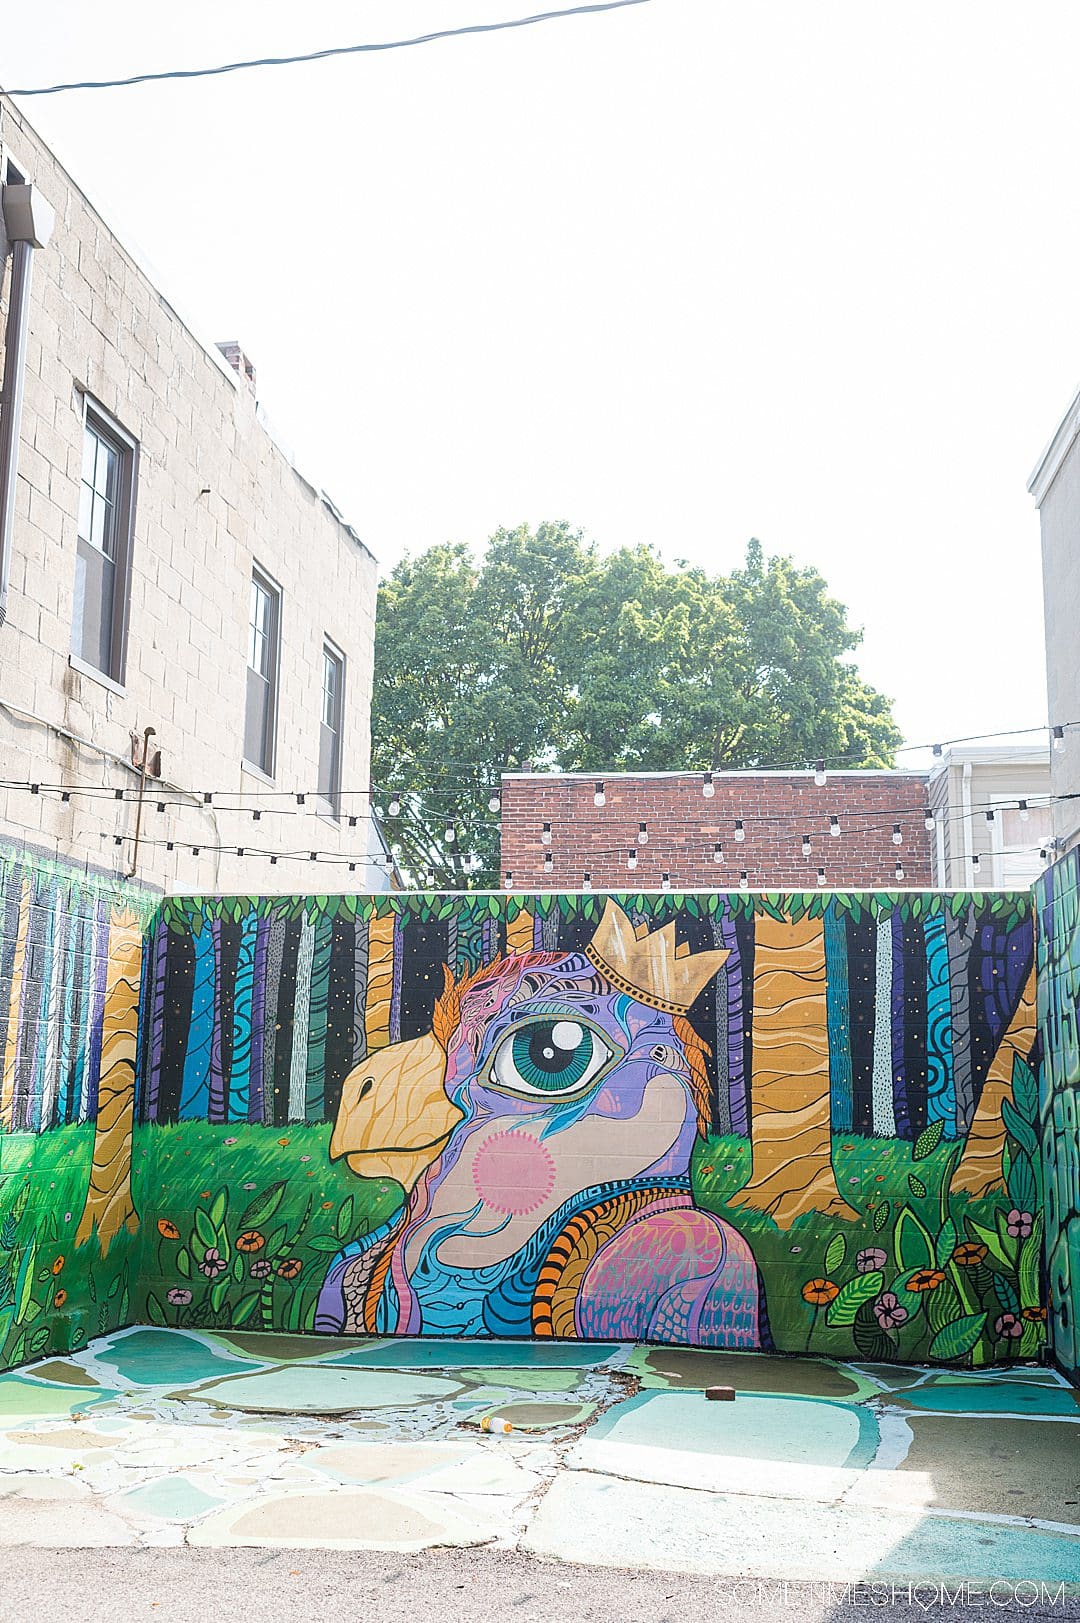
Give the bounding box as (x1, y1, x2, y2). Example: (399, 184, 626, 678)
(639, 821, 649, 845)
(829, 815, 840, 837)
(388, 793, 402, 818)
(543, 851, 554, 874)
(1052, 725, 1066, 752)
(443, 822, 456, 844)
(892, 824, 903, 846)
(924, 809, 935, 831)
(627, 848, 638, 871)
(593, 782, 606, 807)
(252, 809, 262, 822)
(814, 760, 827, 787)
(488, 791, 501, 814)
(1019, 801, 1029, 821)
(541, 821, 552, 845)
(661, 872, 671, 892)
(734, 819, 745, 842)
(582, 871, 592, 891)
(895, 860, 905, 881)
(985, 809, 995, 824)
(739, 871, 749, 891)
(296, 794, 306, 806)
(702, 772, 715, 799)
(713, 841, 723, 864)
(504, 870, 514, 888)
(801, 835, 812, 857)
(932, 743, 943, 758)
(972, 853, 981, 873)
(817, 867, 826, 886)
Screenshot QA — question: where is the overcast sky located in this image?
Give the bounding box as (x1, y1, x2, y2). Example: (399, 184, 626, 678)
(4, 1, 1077, 762)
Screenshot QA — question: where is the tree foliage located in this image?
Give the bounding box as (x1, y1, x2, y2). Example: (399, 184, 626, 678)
(371, 524, 902, 884)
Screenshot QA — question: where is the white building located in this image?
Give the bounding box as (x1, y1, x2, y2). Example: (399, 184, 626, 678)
(928, 745, 1052, 889)
(0, 95, 389, 893)
(1029, 386, 1080, 857)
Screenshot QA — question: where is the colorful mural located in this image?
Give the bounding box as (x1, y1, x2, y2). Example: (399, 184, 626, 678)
(1036, 848, 1080, 1382)
(0, 849, 1068, 1374)
(135, 886, 1047, 1368)
(0, 844, 154, 1369)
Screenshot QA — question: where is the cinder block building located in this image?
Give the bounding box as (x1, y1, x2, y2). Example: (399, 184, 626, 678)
(500, 770, 936, 891)
(0, 96, 387, 894)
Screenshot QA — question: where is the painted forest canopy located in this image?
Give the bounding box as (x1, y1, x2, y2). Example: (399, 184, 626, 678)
(371, 525, 902, 885)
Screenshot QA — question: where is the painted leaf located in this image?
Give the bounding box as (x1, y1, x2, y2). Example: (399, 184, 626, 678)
(852, 1313, 893, 1359)
(209, 1188, 229, 1232)
(964, 1215, 1011, 1268)
(926, 1277, 962, 1334)
(305, 1234, 343, 1253)
(232, 1292, 260, 1326)
(193, 1208, 218, 1256)
(1000, 1099, 1037, 1158)
(928, 1312, 987, 1362)
(28, 1326, 50, 1355)
(935, 1218, 958, 1269)
(335, 1198, 354, 1242)
(1010, 1054, 1038, 1125)
(146, 1292, 167, 1327)
(825, 1270, 884, 1327)
(176, 1248, 191, 1279)
(908, 1174, 927, 1200)
(994, 1208, 1021, 1265)
(210, 1277, 230, 1313)
(239, 1181, 288, 1233)
(912, 1120, 944, 1162)
(872, 1200, 891, 1233)
(893, 1205, 934, 1271)
(824, 1234, 847, 1278)
(14, 1239, 36, 1326)
(1018, 1213, 1044, 1307)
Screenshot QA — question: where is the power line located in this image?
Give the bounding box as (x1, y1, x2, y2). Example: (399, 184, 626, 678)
(4, 1, 653, 98)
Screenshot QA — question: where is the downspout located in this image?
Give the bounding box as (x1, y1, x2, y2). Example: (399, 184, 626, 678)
(961, 759, 974, 886)
(0, 184, 55, 627)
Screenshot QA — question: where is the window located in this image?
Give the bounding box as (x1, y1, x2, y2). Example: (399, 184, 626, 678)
(71, 404, 137, 681)
(244, 569, 280, 776)
(318, 641, 344, 815)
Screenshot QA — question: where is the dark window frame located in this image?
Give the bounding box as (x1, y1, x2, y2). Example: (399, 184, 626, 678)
(71, 397, 138, 684)
(318, 637, 345, 819)
(244, 566, 282, 779)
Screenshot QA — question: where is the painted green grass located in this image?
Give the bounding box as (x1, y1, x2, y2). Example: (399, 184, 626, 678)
(0, 1126, 134, 1366)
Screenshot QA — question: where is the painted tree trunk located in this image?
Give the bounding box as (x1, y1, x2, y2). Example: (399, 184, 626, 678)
(945, 903, 976, 1136)
(729, 911, 859, 1229)
(952, 964, 1038, 1199)
(76, 910, 141, 1254)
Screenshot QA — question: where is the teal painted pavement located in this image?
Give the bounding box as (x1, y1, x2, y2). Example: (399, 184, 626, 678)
(0, 1330, 1072, 1584)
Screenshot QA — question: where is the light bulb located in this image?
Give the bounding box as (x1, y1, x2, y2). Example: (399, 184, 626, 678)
(488, 792, 501, 813)
(892, 824, 903, 846)
(1019, 800, 1029, 821)
(932, 743, 943, 758)
(814, 759, 826, 787)
(444, 824, 456, 844)
(543, 851, 553, 873)
(1052, 725, 1065, 752)
(388, 794, 401, 818)
(713, 842, 723, 864)
(924, 810, 935, 831)
(817, 867, 826, 886)
(972, 853, 981, 873)
(639, 822, 649, 844)
(985, 809, 995, 824)
(627, 848, 638, 871)
(734, 819, 745, 842)
(541, 821, 552, 844)
(252, 809, 262, 822)
(702, 772, 715, 799)
(582, 871, 592, 892)
(593, 781, 606, 807)
(739, 870, 749, 891)
(830, 815, 840, 837)
(661, 872, 671, 892)
(895, 862, 905, 882)
(504, 870, 514, 888)
(801, 835, 812, 857)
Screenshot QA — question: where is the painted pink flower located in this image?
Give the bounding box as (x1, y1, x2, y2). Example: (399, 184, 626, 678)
(300, 1155, 310, 1163)
(873, 1292, 908, 1330)
(243, 1183, 257, 1191)
(1006, 1210, 1033, 1240)
(223, 1136, 237, 1146)
(857, 1248, 887, 1273)
(249, 1260, 272, 1279)
(167, 1288, 192, 1306)
(995, 1312, 1023, 1339)
(199, 1247, 226, 1279)
(63, 1213, 71, 1223)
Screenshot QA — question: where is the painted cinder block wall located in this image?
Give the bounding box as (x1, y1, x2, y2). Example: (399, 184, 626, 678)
(500, 773, 934, 892)
(3, 836, 1078, 1378)
(1035, 849, 1080, 1382)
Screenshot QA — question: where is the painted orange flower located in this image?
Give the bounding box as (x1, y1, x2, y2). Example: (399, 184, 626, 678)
(1022, 1306, 1047, 1322)
(277, 1137, 291, 1147)
(952, 1242, 988, 1267)
(157, 1219, 180, 1240)
(321, 1202, 334, 1210)
(236, 1231, 265, 1253)
(801, 1278, 840, 1305)
(51, 1256, 64, 1275)
(199, 1191, 212, 1200)
(276, 1259, 302, 1281)
(907, 1269, 946, 1292)
(53, 1289, 67, 1309)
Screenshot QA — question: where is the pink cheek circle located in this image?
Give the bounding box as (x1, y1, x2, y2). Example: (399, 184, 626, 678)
(472, 1130, 557, 1216)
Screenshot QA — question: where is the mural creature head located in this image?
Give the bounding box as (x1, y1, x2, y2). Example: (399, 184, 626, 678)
(321, 901, 761, 1343)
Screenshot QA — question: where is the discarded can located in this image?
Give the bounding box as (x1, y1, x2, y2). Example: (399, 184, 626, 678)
(481, 1415, 514, 1433)
(705, 1385, 736, 1402)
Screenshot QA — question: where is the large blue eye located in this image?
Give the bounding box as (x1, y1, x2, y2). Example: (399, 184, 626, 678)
(488, 1018, 615, 1098)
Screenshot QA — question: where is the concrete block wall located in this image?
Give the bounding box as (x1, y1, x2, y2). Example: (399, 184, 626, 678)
(0, 97, 381, 896)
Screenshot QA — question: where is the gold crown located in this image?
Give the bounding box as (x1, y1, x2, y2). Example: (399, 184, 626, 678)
(585, 899, 729, 1015)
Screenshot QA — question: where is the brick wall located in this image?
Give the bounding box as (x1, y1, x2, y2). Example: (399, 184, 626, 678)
(0, 98, 382, 895)
(500, 771, 935, 889)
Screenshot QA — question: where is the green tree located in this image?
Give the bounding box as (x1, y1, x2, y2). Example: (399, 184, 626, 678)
(371, 528, 901, 884)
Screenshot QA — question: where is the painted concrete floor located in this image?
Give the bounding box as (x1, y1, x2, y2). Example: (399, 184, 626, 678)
(0, 1330, 1076, 1588)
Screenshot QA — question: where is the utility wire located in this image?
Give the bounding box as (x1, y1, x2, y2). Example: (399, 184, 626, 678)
(4, 2, 652, 98)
